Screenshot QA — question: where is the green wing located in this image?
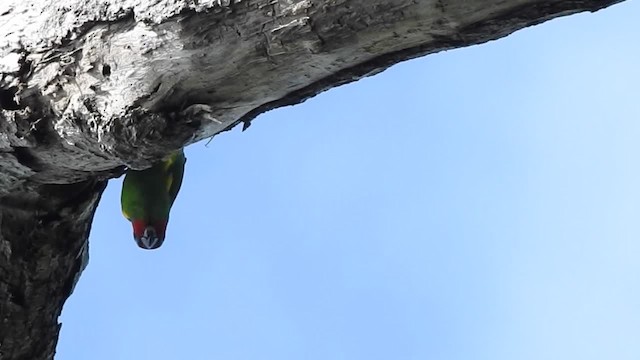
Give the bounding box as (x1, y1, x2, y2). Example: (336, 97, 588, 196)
(165, 149, 186, 207)
(121, 149, 186, 222)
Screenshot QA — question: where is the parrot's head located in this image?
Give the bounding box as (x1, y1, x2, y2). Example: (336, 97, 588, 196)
(131, 220, 167, 250)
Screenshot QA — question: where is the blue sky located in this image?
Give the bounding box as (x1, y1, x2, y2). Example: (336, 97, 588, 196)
(58, 3, 639, 360)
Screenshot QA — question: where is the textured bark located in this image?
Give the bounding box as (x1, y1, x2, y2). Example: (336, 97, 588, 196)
(0, 0, 625, 358)
(0, 181, 106, 360)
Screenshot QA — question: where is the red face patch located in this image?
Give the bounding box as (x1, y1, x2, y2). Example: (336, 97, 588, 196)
(152, 220, 168, 240)
(132, 220, 148, 239)
(131, 220, 168, 241)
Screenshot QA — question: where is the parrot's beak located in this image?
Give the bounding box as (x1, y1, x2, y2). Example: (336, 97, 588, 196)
(135, 226, 163, 250)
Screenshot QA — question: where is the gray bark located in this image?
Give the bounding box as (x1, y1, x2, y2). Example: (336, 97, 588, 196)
(0, 0, 624, 358)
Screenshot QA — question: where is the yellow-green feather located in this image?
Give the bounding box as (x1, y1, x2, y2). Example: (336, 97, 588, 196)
(121, 149, 186, 222)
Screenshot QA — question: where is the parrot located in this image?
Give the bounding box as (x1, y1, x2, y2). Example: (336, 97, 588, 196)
(121, 149, 186, 250)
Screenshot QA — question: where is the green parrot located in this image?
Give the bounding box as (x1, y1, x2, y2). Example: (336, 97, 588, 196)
(121, 149, 186, 249)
